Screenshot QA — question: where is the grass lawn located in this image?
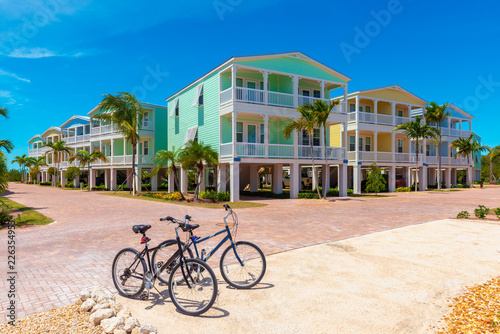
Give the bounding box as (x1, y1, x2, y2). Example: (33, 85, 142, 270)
(97, 192, 268, 209)
(0, 197, 54, 227)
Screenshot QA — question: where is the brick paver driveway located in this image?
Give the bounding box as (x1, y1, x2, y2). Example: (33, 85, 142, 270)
(1, 183, 499, 321)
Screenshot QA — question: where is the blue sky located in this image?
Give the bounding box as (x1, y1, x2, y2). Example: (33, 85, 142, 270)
(1, 0, 499, 167)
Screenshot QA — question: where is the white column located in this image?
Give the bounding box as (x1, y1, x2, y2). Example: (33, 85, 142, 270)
(391, 102, 396, 126)
(262, 71, 269, 105)
(135, 166, 142, 192)
(110, 168, 117, 191)
(391, 132, 396, 162)
(218, 164, 227, 192)
(168, 170, 175, 193)
(104, 169, 110, 189)
(355, 129, 360, 163)
(89, 168, 96, 189)
(373, 131, 378, 162)
(343, 122, 348, 156)
(42, 171, 46, 183)
(374, 99, 378, 116)
(231, 65, 237, 100)
(428, 168, 436, 186)
(110, 139, 114, 164)
(249, 164, 259, 192)
(319, 81, 325, 99)
(232, 112, 237, 158)
(406, 167, 412, 188)
(419, 166, 427, 191)
(60, 170, 66, 186)
(388, 166, 396, 192)
(293, 129, 299, 159)
(355, 96, 360, 123)
(263, 115, 269, 158)
(290, 163, 300, 199)
(292, 76, 299, 108)
(353, 164, 361, 194)
(180, 167, 188, 194)
(445, 168, 452, 189)
(320, 126, 325, 159)
(151, 171, 158, 192)
(123, 140, 126, 157)
(230, 162, 240, 202)
(73, 175, 79, 188)
(338, 163, 348, 197)
(199, 166, 206, 192)
(126, 168, 132, 189)
(422, 139, 427, 164)
(322, 164, 330, 196)
(272, 164, 283, 194)
(451, 168, 457, 186)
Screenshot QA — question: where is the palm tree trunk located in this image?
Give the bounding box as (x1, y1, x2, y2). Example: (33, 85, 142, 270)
(468, 156, 474, 188)
(87, 165, 91, 191)
(194, 167, 202, 200)
(490, 161, 494, 182)
(437, 134, 442, 189)
(415, 140, 419, 192)
(172, 167, 186, 201)
(310, 135, 321, 199)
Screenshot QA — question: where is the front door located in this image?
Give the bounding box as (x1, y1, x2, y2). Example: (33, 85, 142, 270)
(247, 124, 257, 155)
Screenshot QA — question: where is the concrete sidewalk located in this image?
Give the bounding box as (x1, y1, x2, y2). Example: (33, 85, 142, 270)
(119, 219, 500, 334)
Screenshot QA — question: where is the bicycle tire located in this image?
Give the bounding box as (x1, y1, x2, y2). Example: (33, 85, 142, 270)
(112, 248, 146, 298)
(219, 241, 266, 289)
(152, 239, 194, 285)
(168, 258, 218, 316)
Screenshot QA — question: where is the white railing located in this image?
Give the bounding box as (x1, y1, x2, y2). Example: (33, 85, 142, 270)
(90, 155, 153, 166)
(235, 143, 266, 157)
(377, 152, 393, 161)
(359, 151, 375, 161)
(395, 116, 410, 126)
(268, 91, 294, 108)
(298, 145, 322, 158)
(234, 87, 265, 104)
(450, 129, 460, 137)
(347, 152, 356, 160)
(220, 88, 232, 105)
(450, 157, 467, 166)
(410, 155, 424, 163)
(60, 161, 79, 168)
(326, 147, 346, 160)
(460, 130, 471, 137)
(269, 144, 294, 158)
(426, 156, 437, 165)
(91, 127, 101, 135)
(348, 112, 356, 122)
(298, 96, 330, 107)
(220, 143, 232, 157)
(377, 114, 394, 125)
(395, 152, 411, 162)
(90, 124, 119, 136)
(440, 128, 450, 136)
(358, 112, 376, 123)
(29, 149, 42, 156)
(113, 156, 124, 164)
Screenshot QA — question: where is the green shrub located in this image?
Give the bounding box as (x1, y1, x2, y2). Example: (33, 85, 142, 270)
(65, 166, 80, 182)
(217, 191, 230, 202)
(39, 182, 51, 186)
(474, 205, 490, 219)
(240, 191, 290, 199)
(116, 184, 129, 191)
(298, 192, 319, 199)
(456, 211, 470, 219)
(56, 182, 61, 187)
(64, 182, 74, 188)
(410, 184, 419, 191)
(159, 182, 169, 190)
(141, 183, 151, 190)
(199, 190, 217, 200)
(452, 184, 470, 188)
(199, 190, 231, 202)
(47, 167, 57, 176)
(0, 203, 13, 225)
(165, 192, 182, 200)
(396, 187, 411, 192)
(92, 185, 110, 191)
(494, 208, 500, 219)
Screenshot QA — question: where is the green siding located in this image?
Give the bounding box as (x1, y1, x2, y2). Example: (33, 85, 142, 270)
(278, 119, 293, 145)
(153, 106, 168, 152)
(235, 56, 347, 83)
(114, 139, 124, 156)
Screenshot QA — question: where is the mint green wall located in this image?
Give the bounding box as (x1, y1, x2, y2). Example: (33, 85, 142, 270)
(153, 106, 168, 152)
(473, 133, 482, 170)
(268, 74, 293, 94)
(235, 57, 347, 83)
(167, 72, 220, 153)
(278, 119, 293, 145)
(114, 139, 124, 156)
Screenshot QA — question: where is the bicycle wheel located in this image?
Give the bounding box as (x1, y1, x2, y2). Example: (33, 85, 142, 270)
(168, 258, 218, 316)
(112, 248, 146, 298)
(220, 241, 266, 289)
(152, 240, 194, 284)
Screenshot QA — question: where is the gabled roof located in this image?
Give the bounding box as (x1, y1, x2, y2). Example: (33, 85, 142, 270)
(166, 51, 351, 101)
(447, 103, 474, 119)
(59, 115, 90, 129)
(40, 126, 61, 137)
(343, 84, 428, 106)
(27, 135, 42, 143)
(87, 101, 166, 116)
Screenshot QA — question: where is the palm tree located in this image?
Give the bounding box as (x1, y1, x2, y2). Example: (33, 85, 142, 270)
(94, 92, 144, 196)
(0, 106, 14, 153)
(69, 150, 108, 191)
(30, 157, 47, 184)
(151, 148, 186, 200)
(283, 105, 321, 198)
(424, 102, 450, 189)
(25, 157, 36, 182)
(394, 116, 440, 192)
(452, 134, 487, 188)
(486, 145, 500, 182)
(311, 99, 341, 198)
(178, 140, 219, 200)
(43, 140, 73, 186)
(11, 154, 29, 183)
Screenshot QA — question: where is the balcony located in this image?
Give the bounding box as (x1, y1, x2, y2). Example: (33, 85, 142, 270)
(62, 134, 90, 144)
(438, 128, 471, 138)
(220, 143, 345, 160)
(349, 112, 411, 126)
(220, 87, 344, 113)
(348, 151, 399, 162)
(92, 155, 154, 166)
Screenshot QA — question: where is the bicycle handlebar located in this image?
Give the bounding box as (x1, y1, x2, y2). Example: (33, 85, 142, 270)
(223, 204, 231, 212)
(159, 216, 174, 222)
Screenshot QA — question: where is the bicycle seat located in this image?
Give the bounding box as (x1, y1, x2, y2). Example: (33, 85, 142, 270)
(132, 225, 151, 234)
(179, 223, 199, 232)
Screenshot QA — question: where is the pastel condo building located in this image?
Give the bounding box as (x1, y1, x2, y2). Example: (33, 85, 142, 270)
(27, 52, 481, 198)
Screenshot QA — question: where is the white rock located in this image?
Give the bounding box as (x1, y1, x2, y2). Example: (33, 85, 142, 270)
(91, 302, 110, 314)
(117, 308, 132, 318)
(131, 328, 140, 334)
(74, 297, 83, 306)
(123, 317, 140, 332)
(139, 324, 157, 334)
(80, 289, 91, 301)
(110, 301, 124, 313)
(114, 330, 127, 334)
(91, 287, 115, 303)
(80, 299, 96, 312)
(89, 308, 115, 326)
(101, 316, 124, 334)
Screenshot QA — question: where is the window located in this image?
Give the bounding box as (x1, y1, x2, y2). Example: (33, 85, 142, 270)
(365, 106, 371, 113)
(313, 129, 320, 146)
(169, 98, 179, 118)
(359, 137, 363, 151)
(365, 137, 371, 151)
(349, 136, 355, 151)
(399, 139, 404, 153)
(236, 78, 243, 87)
(359, 106, 363, 112)
(260, 124, 265, 144)
(236, 122, 243, 143)
(198, 86, 204, 106)
(397, 110, 403, 117)
(426, 144, 430, 156)
(192, 83, 204, 107)
(143, 112, 149, 128)
(349, 103, 355, 112)
(313, 90, 321, 98)
(302, 130, 309, 146)
(143, 141, 149, 155)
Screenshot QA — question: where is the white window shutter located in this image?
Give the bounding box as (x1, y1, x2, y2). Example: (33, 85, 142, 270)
(182, 126, 198, 147)
(169, 98, 179, 117)
(191, 83, 204, 107)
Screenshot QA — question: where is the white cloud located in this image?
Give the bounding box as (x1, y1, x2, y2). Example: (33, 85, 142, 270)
(0, 90, 12, 98)
(0, 69, 30, 83)
(1, 47, 86, 59)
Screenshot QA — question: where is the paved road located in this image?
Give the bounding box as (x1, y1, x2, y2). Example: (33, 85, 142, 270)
(1, 183, 499, 321)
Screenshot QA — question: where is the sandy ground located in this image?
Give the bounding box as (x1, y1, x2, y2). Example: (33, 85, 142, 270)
(117, 219, 500, 334)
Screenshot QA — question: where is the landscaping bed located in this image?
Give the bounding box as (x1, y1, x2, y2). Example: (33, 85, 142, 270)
(0, 197, 54, 228)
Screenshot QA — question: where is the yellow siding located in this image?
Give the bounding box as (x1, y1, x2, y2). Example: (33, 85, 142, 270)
(44, 130, 60, 137)
(329, 124, 342, 147)
(361, 88, 425, 106)
(378, 133, 392, 152)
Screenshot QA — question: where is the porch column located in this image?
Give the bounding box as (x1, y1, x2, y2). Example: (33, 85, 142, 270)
(135, 166, 142, 192)
(459, 120, 462, 137)
(110, 168, 117, 191)
(293, 129, 299, 159)
(111, 139, 114, 164)
(322, 164, 330, 195)
(199, 166, 206, 192)
(406, 167, 412, 188)
(249, 164, 259, 192)
(391, 132, 396, 162)
(272, 164, 283, 194)
(419, 166, 427, 191)
(353, 164, 361, 194)
(151, 171, 158, 192)
(74, 175, 79, 188)
(355, 129, 360, 163)
(388, 166, 396, 192)
(445, 168, 452, 189)
(292, 76, 299, 108)
(422, 139, 427, 164)
(230, 162, 240, 202)
(338, 163, 348, 197)
(289, 163, 300, 199)
(37, 173, 41, 184)
(180, 167, 188, 194)
(343, 85, 348, 114)
(319, 81, 325, 99)
(42, 171, 47, 183)
(218, 164, 227, 192)
(428, 168, 436, 186)
(89, 168, 96, 189)
(355, 96, 360, 123)
(391, 102, 396, 126)
(168, 170, 175, 193)
(123, 140, 127, 157)
(262, 71, 269, 104)
(374, 99, 378, 116)
(126, 168, 132, 189)
(343, 122, 348, 156)
(320, 126, 325, 159)
(263, 115, 269, 158)
(374, 131, 378, 162)
(451, 168, 457, 186)
(231, 65, 237, 100)
(232, 112, 237, 158)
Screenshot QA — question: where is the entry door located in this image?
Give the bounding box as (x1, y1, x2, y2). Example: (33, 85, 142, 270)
(301, 89, 311, 105)
(247, 124, 257, 156)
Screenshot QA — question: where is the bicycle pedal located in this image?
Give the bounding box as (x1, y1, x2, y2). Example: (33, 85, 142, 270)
(139, 292, 149, 301)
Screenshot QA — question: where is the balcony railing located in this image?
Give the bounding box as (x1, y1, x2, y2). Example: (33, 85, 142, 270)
(220, 87, 344, 113)
(348, 112, 411, 126)
(62, 134, 91, 144)
(220, 143, 345, 160)
(91, 155, 154, 166)
(432, 127, 472, 138)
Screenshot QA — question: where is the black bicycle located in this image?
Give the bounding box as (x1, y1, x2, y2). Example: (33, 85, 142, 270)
(111, 216, 218, 316)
